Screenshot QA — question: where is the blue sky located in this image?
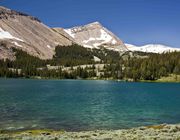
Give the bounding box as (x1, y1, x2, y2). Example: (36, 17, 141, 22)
(1, 0, 180, 47)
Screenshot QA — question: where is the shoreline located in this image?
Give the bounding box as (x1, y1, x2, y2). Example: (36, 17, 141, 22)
(1, 124, 180, 140)
(1, 77, 180, 83)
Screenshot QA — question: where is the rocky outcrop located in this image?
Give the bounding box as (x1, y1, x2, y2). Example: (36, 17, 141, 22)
(62, 22, 128, 52)
(0, 41, 15, 60)
(0, 6, 73, 60)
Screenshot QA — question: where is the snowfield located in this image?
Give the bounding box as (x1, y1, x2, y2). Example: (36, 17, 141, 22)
(126, 43, 180, 53)
(0, 27, 24, 42)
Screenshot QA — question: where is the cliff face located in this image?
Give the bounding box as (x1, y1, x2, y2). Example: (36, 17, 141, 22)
(0, 6, 72, 60)
(63, 22, 128, 51)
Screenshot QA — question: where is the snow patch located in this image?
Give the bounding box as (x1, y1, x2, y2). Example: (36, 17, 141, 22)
(64, 29, 75, 38)
(112, 39, 117, 45)
(100, 29, 113, 42)
(83, 37, 96, 43)
(93, 43, 102, 47)
(47, 45, 51, 49)
(83, 44, 94, 49)
(106, 47, 119, 52)
(93, 56, 101, 62)
(12, 41, 22, 47)
(0, 28, 24, 42)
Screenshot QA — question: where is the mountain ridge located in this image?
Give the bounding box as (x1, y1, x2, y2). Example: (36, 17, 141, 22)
(0, 6, 41, 22)
(0, 6, 180, 61)
(126, 43, 180, 53)
(0, 6, 73, 60)
(0, 6, 127, 60)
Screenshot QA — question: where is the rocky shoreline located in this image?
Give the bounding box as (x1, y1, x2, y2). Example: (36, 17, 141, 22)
(0, 124, 180, 140)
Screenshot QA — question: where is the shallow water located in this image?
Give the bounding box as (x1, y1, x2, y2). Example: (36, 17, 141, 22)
(0, 79, 180, 131)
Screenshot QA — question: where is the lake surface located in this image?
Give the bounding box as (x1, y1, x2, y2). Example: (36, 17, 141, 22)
(0, 79, 180, 131)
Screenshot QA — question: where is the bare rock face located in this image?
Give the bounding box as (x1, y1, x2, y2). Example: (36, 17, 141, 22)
(0, 6, 73, 59)
(63, 22, 128, 51)
(0, 6, 128, 60)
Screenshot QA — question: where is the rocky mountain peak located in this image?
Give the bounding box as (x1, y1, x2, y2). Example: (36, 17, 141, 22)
(64, 21, 128, 51)
(85, 21, 103, 27)
(65, 22, 103, 35)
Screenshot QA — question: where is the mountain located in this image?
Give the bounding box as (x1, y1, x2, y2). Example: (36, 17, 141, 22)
(126, 43, 180, 53)
(0, 6, 73, 60)
(0, 6, 127, 60)
(54, 22, 128, 52)
(2, 6, 179, 61)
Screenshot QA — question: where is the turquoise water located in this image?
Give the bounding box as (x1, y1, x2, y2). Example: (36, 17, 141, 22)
(0, 79, 180, 131)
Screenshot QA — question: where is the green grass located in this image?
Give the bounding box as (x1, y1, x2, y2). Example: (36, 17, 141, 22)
(146, 124, 165, 130)
(0, 129, 65, 135)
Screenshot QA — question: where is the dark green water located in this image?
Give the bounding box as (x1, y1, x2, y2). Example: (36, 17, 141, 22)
(0, 79, 180, 131)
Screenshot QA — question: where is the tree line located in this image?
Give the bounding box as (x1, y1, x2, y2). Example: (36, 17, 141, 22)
(0, 44, 179, 81)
